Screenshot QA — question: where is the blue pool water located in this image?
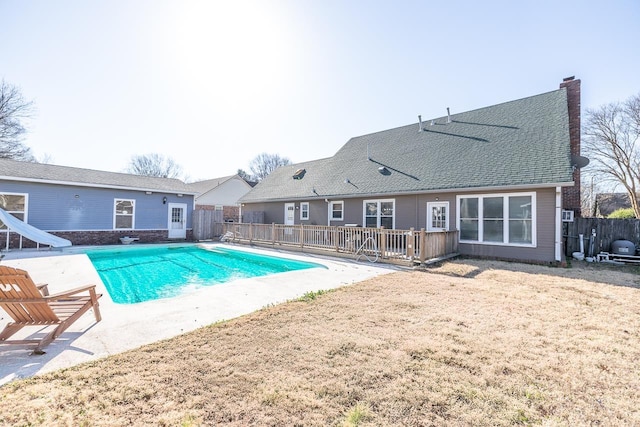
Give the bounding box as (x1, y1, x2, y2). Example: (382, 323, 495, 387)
(86, 245, 325, 304)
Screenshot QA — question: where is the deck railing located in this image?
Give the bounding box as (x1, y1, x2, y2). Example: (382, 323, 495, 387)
(220, 223, 458, 265)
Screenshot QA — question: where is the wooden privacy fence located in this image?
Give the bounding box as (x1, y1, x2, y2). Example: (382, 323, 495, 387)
(193, 209, 266, 241)
(220, 222, 458, 265)
(192, 209, 224, 241)
(565, 217, 640, 255)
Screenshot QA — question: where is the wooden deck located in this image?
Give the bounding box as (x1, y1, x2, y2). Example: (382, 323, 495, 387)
(219, 223, 458, 266)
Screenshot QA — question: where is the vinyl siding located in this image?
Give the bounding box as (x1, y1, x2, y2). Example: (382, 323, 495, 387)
(195, 178, 252, 206)
(455, 188, 556, 262)
(0, 180, 193, 231)
(242, 187, 558, 262)
(243, 202, 283, 224)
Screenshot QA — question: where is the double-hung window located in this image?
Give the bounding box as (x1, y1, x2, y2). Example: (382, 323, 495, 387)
(363, 199, 395, 228)
(329, 201, 343, 221)
(114, 199, 135, 229)
(457, 193, 534, 246)
(0, 193, 27, 231)
(300, 202, 309, 220)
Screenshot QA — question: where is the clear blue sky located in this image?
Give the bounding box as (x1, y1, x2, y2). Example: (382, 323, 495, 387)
(1, 0, 639, 182)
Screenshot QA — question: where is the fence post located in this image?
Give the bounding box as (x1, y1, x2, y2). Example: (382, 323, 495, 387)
(249, 223, 253, 243)
(300, 224, 305, 248)
(419, 228, 427, 263)
(271, 223, 276, 245)
(407, 227, 415, 260)
(335, 226, 340, 253)
(379, 226, 386, 258)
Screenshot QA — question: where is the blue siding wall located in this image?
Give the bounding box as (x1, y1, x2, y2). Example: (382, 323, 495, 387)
(0, 180, 193, 231)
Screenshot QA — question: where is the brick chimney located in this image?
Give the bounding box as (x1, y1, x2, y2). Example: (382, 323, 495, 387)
(559, 76, 581, 216)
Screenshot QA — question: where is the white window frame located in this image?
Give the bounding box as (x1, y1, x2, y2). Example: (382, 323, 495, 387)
(426, 201, 449, 231)
(456, 192, 536, 247)
(329, 201, 344, 221)
(300, 202, 310, 220)
(114, 198, 136, 230)
(0, 192, 28, 230)
(363, 199, 395, 229)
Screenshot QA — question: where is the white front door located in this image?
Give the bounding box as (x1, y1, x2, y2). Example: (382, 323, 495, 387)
(427, 202, 449, 232)
(284, 203, 295, 234)
(284, 203, 295, 226)
(168, 203, 187, 239)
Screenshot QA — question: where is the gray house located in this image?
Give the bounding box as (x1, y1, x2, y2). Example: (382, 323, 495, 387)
(240, 77, 583, 263)
(0, 159, 196, 248)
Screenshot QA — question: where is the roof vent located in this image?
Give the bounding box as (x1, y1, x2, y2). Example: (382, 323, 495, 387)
(446, 107, 451, 123)
(378, 166, 390, 175)
(292, 169, 306, 180)
(418, 115, 423, 132)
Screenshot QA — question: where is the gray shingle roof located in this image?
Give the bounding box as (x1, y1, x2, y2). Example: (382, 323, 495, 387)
(0, 158, 195, 194)
(186, 175, 236, 195)
(241, 88, 573, 202)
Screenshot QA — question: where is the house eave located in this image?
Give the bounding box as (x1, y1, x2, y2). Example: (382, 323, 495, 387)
(0, 175, 197, 196)
(241, 181, 575, 203)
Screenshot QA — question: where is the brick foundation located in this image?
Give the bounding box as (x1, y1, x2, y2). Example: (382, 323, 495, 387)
(0, 229, 194, 250)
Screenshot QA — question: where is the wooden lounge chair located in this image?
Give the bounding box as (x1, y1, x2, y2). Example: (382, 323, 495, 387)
(0, 265, 102, 354)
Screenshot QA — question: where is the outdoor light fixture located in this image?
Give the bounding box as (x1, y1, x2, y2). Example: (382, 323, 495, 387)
(162, 197, 167, 204)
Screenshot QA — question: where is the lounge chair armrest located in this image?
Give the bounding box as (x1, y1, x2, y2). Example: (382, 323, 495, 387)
(36, 283, 50, 296)
(46, 284, 100, 299)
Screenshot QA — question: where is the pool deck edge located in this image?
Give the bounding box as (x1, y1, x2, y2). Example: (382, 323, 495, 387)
(0, 243, 397, 386)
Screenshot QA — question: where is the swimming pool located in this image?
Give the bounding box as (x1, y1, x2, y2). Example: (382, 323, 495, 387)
(86, 245, 325, 304)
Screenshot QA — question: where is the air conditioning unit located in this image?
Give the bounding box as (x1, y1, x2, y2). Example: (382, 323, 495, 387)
(561, 210, 574, 222)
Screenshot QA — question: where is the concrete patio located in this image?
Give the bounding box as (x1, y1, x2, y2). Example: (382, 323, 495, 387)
(0, 244, 397, 386)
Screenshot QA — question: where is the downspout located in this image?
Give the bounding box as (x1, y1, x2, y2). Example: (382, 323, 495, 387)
(326, 199, 331, 227)
(555, 186, 562, 262)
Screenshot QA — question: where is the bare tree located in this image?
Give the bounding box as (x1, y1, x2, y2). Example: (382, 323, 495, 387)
(126, 153, 184, 179)
(580, 169, 614, 217)
(0, 79, 35, 161)
(249, 153, 291, 181)
(236, 168, 254, 182)
(583, 92, 640, 218)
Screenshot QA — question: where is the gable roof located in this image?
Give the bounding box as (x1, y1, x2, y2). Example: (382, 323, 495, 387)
(241, 88, 574, 203)
(186, 175, 253, 198)
(187, 175, 236, 195)
(0, 158, 195, 194)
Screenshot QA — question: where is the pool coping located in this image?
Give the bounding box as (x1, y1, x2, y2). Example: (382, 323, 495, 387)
(85, 244, 330, 305)
(0, 242, 398, 386)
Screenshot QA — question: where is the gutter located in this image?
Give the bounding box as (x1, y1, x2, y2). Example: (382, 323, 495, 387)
(240, 181, 576, 204)
(0, 176, 197, 196)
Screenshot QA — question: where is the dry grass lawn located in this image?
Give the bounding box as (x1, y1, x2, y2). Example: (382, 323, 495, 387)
(1, 258, 640, 426)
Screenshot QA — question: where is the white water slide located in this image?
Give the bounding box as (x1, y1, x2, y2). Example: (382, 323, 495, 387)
(0, 207, 72, 249)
